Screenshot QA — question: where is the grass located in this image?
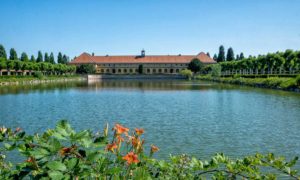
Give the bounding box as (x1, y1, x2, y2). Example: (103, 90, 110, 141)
(196, 74, 300, 90)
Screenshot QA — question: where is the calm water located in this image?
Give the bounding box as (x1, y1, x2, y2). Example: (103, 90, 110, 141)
(0, 80, 300, 161)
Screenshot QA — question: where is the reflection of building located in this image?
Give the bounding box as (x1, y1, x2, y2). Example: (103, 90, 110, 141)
(70, 50, 216, 74)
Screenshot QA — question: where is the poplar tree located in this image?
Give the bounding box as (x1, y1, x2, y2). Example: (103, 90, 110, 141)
(213, 54, 218, 61)
(44, 52, 49, 62)
(62, 54, 69, 64)
(36, 51, 43, 62)
(57, 52, 63, 64)
(0, 44, 7, 59)
(226, 47, 235, 61)
(9, 48, 18, 60)
(30, 55, 36, 62)
(206, 52, 211, 57)
(49, 52, 55, 64)
(217, 45, 225, 62)
(240, 53, 245, 60)
(236, 54, 240, 60)
(20, 52, 29, 61)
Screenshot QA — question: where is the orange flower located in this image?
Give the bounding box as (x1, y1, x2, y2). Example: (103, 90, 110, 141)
(122, 152, 139, 165)
(151, 145, 159, 153)
(113, 124, 129, 135)
(26, 157, 34, 163)
(135, 128, 144, 136)
(106, 143, 118, 153)
(60, 147, 72, 156)
(131, 137, 144, 153)
(116, 135, 124, 144)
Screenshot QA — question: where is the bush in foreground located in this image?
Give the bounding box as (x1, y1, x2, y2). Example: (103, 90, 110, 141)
(0, 121, 299, 179)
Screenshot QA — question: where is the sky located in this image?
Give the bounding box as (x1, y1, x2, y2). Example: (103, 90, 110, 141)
(0, 0, 300, 59)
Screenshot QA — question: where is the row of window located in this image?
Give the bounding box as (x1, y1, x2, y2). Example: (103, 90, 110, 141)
(97, 64, 188, 67)
(98, 68, 182, 74)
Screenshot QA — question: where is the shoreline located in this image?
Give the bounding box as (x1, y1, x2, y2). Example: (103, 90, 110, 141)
(196, 76, 300, 93)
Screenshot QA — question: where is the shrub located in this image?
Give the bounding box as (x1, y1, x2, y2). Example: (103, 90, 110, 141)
(180, 69, 193, 80)
(33, 71, 44, 79)
(296, 74, 300, 86)
(0, 120, 299, 179)
(210, 64, 221, 77)
(76, 64, 96, 74)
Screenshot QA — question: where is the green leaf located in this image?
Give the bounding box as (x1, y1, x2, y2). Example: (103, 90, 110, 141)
(67, 158, 79, 170)
(30, 148, 50, 159)
(87, 152, 104, 162)
(47, 161, 67, 172)
(48, 170, 64, 180)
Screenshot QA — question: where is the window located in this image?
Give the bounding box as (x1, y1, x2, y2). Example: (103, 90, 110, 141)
(164, 69, 168, 73)
(124, 69, 127, 73)
(158, 69, 162, 73)
(106, 69, 109, 73)
(176, 69, 179, 73)
(101, 69, 104, 73)
(153, 69, 156, 73)
(118, 69, 121, 73)
(147, 69, 150, 73)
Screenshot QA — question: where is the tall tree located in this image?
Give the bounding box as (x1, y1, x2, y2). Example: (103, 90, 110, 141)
(62, 54, 69, 64)
(226, 47, 235, 61)
(206, 52, 211, 57)
(236, 54, 240, 60)
(20, 52, 29, 61)
(240, 53, 245, 60)
(188, 58, 203, 73)
(30, 55, 36, 62)
(217, 45, 225, 62)
(36, 51, 43, 62)
(9, 48, 18, 60)
(49, 52, 55, 64)
(0, 44, 7, 59)
(213, 54, 218, 61)
(57, 52, 63, 64)
(44, 53, 49, 63)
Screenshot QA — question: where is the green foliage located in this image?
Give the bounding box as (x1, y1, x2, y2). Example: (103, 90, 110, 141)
(36, 51, 43, 62)
(226, 47, 235, 61)
(44, 52, 50, 63)
(0, 120, 299, 179)
(76, 64, 96, 74)
(0, 58, 7, 70)
(49, 52, 55, 64)
(20, 52, 29, 62)
(188, 58, 203, 73)
(33, 71, 44, 79)
(180, 69, 193, 80)
(213, 54, 217, 61)
(217, 45, 225, 62)
(210, 64, 222, 77)
(0, 44, 7, 59)
(57, 52, 63, 64)
(30, 55, 36, 62)
(9, 48, 18, 60)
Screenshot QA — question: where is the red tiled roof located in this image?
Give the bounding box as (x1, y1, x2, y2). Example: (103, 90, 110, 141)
(70, 52, 216, 64)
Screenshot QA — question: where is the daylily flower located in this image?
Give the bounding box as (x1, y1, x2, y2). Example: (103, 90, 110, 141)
(0, 127, 7, 134)
(106, 143, 118, 153)
(135, 128, 144, 136)
(151, 145, 159, 153)
(122, 152, 139, 165)
(103, 123, 109, 137)
(113, 124, 129, 135)
(131, 137, 144, 153)
(60, 147, 72, 156)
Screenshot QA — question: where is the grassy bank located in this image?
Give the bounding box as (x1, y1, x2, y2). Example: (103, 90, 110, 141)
(196, 74, 300, 91)
(0, 75, 84, 85)
(0, 120, 299, 179)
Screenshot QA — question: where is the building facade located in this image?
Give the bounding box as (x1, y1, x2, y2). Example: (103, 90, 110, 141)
(70, 50, 216, 74)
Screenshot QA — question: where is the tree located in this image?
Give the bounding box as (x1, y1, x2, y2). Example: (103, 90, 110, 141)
(30, 55, 36, 62)
(217, 45, 225, 63)
(76, 64, 96, 74)
(188, 58, 203, 73)
(57, 52, 63, 64)
(240, 53, 245, 60)
(138, 64, 143, 74)
(36, 51, 43, 62)
(20, 52, 29, 61)
(0, 44, 7, 59)
(210, 64, 222, 77)
(9, 48, 18, 60)
(226, 47, 235, 61)
(49, 52, 55, 64)
(206, 52, 210, 57)
(44, 53, 49, 63)
(213, 54, 218, 61)
(180, 69, 193, 80)
(0, 58, 7, 70)
(62, 54, 69, 64)
(236, 54, 240, 60)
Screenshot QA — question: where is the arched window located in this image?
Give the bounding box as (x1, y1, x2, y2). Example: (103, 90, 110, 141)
(164, 69, 168, 73)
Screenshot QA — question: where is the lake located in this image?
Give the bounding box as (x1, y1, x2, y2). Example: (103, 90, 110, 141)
(0, 80, 300, 161)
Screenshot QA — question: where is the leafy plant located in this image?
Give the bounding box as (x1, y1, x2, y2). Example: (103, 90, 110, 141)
(0, 121, 299, 179)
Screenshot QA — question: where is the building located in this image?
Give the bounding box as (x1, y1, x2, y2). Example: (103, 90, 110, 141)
(69, 50, 216, 74)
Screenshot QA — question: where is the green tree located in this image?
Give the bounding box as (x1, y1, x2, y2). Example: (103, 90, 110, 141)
(210, 64, 222, 77)
(9, 48, 18, 60)
(36, 51, 43, 62)
(188, 58, 203, 73)
(44, 53, 50, 63)
(57, 52, 63, 64)
(76, 64, 96, 74)
(180, 69, 193, 80)
(7, 60, 15, 70)
(0, 58, 7, 70)
(236, 54, 240, 60)
(20, 52, 29, 62)
(240, 52, 245, 60)
(206, 52, 210, 57)
(49, 52, 55, 64)
(226, 47, 235, 61)
(15, 60, 24, 71)
(217, 45, 225, 62)
(62, 54, 69, 64)
(0, 44, 7, 59)
(138, 64, 143, 74)
(30, 55, 36, 62)
(213, 54, 218, 61)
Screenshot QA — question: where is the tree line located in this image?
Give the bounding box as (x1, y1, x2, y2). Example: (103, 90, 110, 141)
(0, 44, 76, 75)
(208, 45, 245, 63)
(210, 49, 300, 74)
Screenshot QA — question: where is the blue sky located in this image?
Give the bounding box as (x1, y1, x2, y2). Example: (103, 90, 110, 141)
(0, 0, 299, 59)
